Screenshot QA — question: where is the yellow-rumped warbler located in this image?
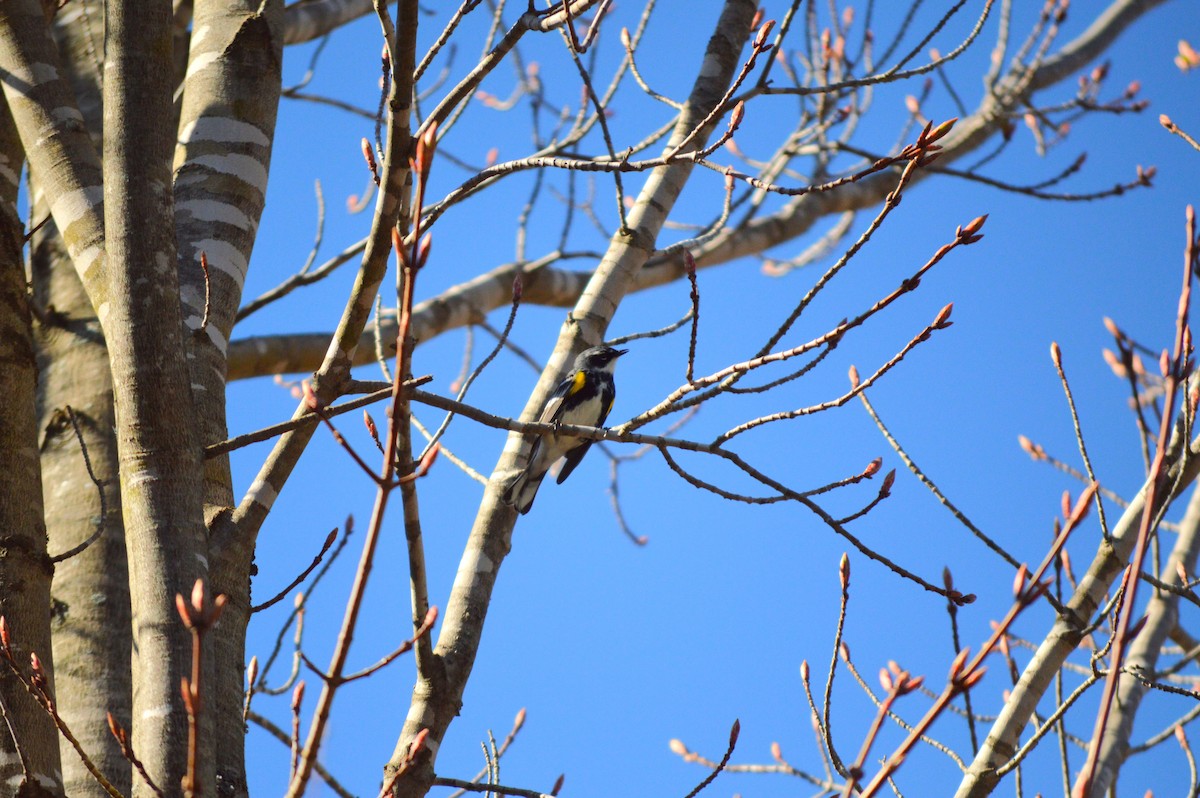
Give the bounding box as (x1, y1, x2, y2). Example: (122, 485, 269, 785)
(501, 345, 628, 514)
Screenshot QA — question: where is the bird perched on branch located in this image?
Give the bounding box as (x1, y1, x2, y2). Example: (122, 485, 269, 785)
(502, 345, 628, 514)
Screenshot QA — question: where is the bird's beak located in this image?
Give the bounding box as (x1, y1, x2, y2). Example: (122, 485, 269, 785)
(615, 348, 629, 357)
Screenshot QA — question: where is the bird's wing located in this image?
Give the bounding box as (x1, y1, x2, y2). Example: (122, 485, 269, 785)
(520, 370, 582, 469)
(597, 382, 615, 426)
(555, 378, 613, 485)
(539, 369, 586, 425)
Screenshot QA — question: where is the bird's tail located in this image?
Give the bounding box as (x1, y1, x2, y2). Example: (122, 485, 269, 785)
(501, 467, 547, 515)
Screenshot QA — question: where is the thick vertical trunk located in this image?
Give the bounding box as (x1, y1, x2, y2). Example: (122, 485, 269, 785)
(102, 1, 208, 794)
(0, 93, 63, 798)
(35, 7, 134, 794)
(172, 1, 282, 791)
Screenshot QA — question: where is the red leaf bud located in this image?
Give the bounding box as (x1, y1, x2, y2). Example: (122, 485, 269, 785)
(753, 20, 776, 51)
(1012, 564, 1029, 599)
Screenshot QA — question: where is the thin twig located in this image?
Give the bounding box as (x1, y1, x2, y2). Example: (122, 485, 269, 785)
(49, 406, 108, 562)
(681, 720, 740, 798)
(252, 528, 338, 613)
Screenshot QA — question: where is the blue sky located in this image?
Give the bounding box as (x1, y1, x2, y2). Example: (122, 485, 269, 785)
(231, 2, 1200, 795)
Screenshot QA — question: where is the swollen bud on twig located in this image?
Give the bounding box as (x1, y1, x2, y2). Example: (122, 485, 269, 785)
(668, 738, 688, 756)
(361, 138, 380, 186)
(839, 553, 850, 589)
(955, 214, 987, 245)
(1012, 564, 1029, 599)
(771, 741, 784, 763)
(881, 469, 895, 496)
(1050, 341, 1062, 368)
(364, 411, 380, 448)
(864, 458, 881, 477)
(753, 20, 776, 51)
(514, 707, 527, 730)
(176, 593, 195, 630)
(416, 445, 440, 477)
(412, 122, 439, 178)
(1017, 435, 1045, 460)
(1070, 482, 1098, 523)
(926, 117, 958, 144)
(303, 380, 320, 412)
(192, 579, 206, 614)
(1102, 349, 1126, 377)
(800, 660, 810, 681)
(727, 102, 746, 136)
(106, 712, 127, 745)
(848, 364, 860, 389)
(291, 681, 305, 711)
(421, 606, 439, 630)
(933, 303, 954, 329)
(620, 27, 631, 49)
(415, 232, 433, 271)
(960, 667, 987, 690)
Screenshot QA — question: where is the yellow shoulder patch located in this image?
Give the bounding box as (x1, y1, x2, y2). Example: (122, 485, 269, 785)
(568, 370, 587, 396)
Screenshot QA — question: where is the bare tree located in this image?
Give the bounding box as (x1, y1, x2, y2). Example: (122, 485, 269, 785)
(0, 1, 1194, 797)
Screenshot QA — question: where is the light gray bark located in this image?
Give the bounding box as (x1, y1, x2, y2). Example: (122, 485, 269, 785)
(0, 91, 63, 798)
(102, 1, 207, 794)
(38, 6, 134, 794)
(171, 0, 283, 792)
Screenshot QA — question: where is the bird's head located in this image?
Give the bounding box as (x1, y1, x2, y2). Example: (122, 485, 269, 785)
(575, 345, 628, 373)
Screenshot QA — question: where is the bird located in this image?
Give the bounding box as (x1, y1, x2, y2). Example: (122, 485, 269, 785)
(501, 344, 628, 514)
